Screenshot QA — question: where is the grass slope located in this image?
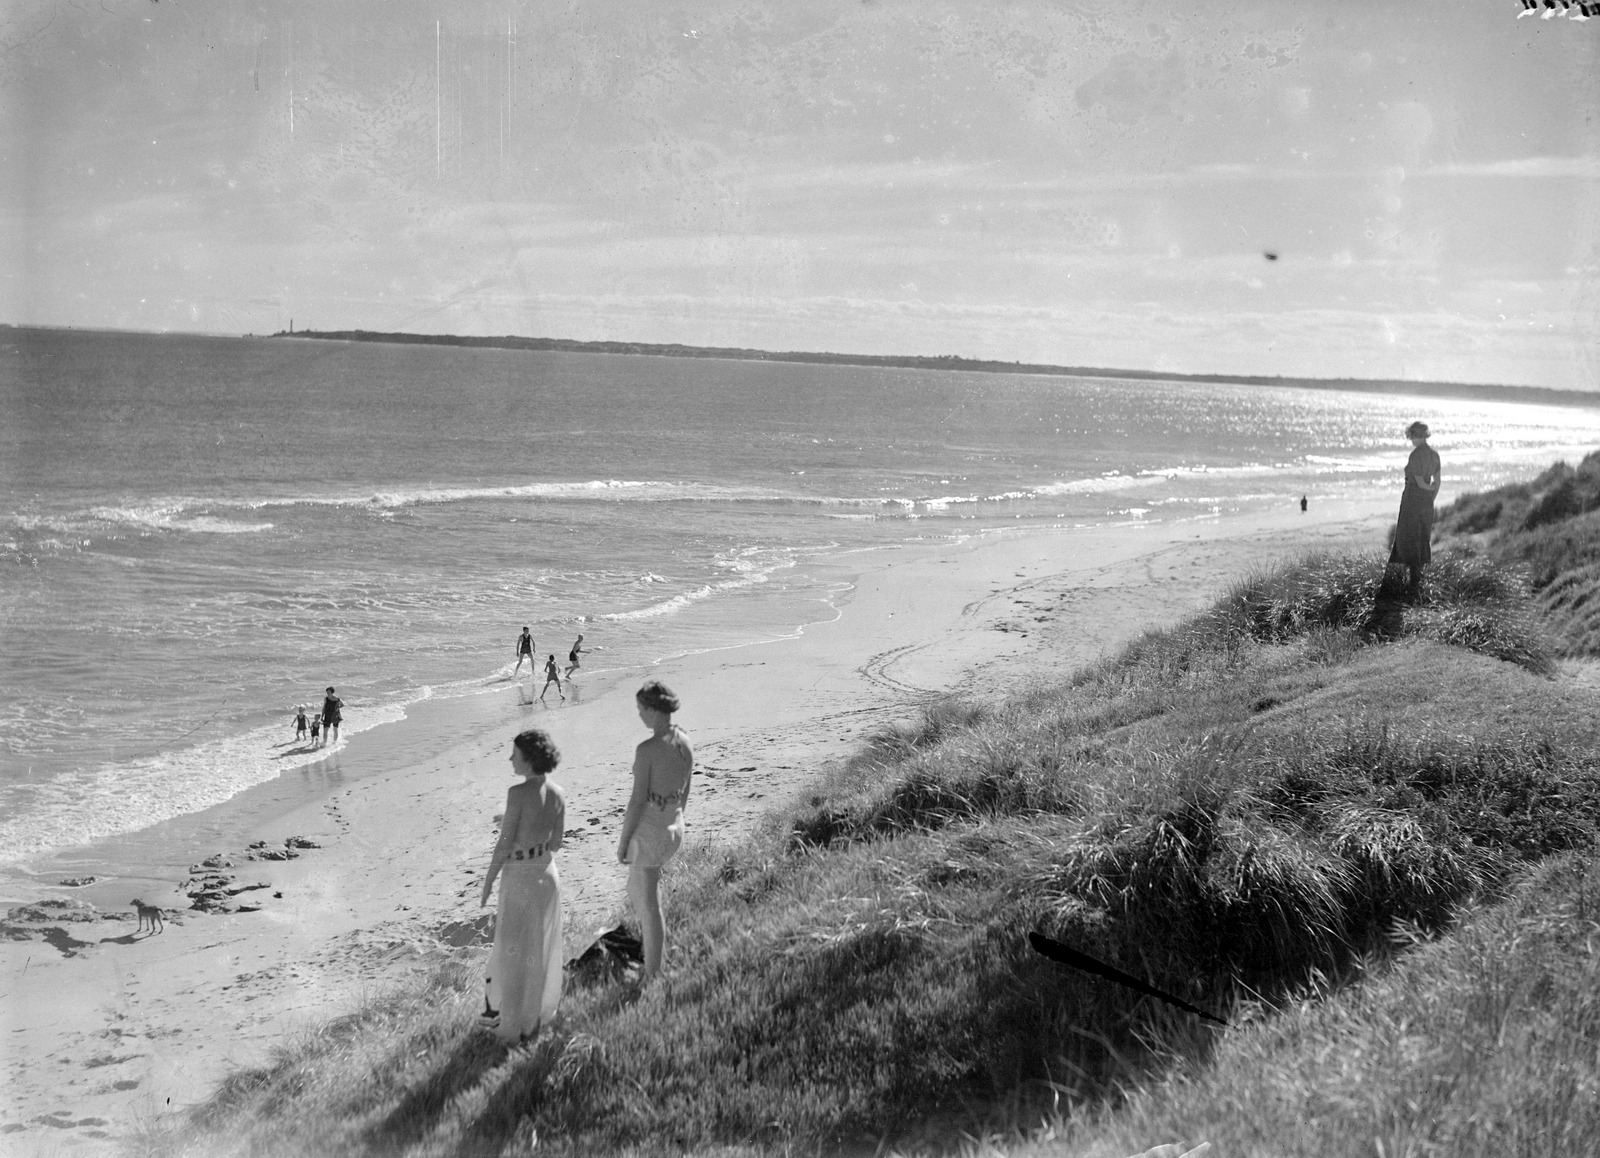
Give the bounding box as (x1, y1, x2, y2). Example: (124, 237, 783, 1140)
(1436, 449, 1600, 658)
(140, 529, 1600, 1157)
(1029, 848, 1600, 1158)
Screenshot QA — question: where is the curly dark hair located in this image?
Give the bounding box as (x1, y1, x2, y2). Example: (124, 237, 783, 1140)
(511, 728, 561, 774)
(1406, 420, 1430, 440)
(636, 680, 680, 714)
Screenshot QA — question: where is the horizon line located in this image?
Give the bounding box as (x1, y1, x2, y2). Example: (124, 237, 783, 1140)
(5, 320, 1596, 407)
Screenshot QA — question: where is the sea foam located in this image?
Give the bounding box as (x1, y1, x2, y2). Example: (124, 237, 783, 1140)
(0, 697, 411, 866)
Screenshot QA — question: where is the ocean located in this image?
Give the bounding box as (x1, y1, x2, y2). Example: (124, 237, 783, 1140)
(3, 326, 1597, 870)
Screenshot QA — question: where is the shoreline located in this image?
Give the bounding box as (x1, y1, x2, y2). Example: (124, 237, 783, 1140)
(256, 327, 1598, 409)
(0, 498, 1397, 1151)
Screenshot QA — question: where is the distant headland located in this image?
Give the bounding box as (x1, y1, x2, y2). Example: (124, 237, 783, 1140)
(266, 326, 1597, 409)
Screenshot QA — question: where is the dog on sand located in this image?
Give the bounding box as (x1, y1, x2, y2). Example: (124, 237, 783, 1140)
(131, 898, 165, 935)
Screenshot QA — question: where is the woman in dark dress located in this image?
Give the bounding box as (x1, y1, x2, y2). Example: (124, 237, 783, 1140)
(1390, 421, 1441, 601)
(321, 686, 344, 745)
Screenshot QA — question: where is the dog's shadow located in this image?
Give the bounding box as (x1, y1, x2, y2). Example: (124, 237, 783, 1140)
(39, 927, 96, 956)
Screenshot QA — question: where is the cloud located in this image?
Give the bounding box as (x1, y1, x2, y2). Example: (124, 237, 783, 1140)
(1073, 51, 1189, 125)
(1422, 157, 1600, 178)
(747, 159, 1345, 202)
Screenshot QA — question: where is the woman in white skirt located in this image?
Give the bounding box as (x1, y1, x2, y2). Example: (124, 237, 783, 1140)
(479, 727, 566, 1043)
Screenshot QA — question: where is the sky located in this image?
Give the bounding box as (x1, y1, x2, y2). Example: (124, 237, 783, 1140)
(2, 0, 1597, 390)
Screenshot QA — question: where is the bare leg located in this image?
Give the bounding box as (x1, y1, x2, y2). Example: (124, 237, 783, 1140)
(627, 864, 665, 980)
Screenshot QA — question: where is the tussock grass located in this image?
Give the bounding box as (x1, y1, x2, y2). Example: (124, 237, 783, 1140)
(140, 538, 1600, 1158)
(1489, 509, 1600, 591)
(1143, 547, 1550, 672)
(1539, 561, 1600, 657)
(1211, 551, 1390, 641)
(1435, 448, 1600, 658)
(1035, 850, 1600, 1158)
(1439, 450, 1600, 541)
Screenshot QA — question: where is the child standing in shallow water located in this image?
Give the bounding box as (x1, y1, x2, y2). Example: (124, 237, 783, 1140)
(479, 728, 566, 1044)
(617, 681, 692, 982)
(539, 654, 564, 701)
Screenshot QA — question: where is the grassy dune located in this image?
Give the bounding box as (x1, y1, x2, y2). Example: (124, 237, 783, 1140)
(141, 470, 1600, 1158)
(1020, 848, 1600, 1158)
(1438, 449, 1600, 658)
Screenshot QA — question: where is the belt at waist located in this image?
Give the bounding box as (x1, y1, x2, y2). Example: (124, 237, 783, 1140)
(509, 843, 551, 861)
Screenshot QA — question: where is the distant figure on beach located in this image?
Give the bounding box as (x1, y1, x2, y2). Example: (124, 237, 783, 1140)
(513, 627, 534, 677)
(617, 681, 693, 982)
(478, 728, 565, 1043)
(321, 687, 344, 745)
(539, 655, 564, 701)
(1300, 494, 1307, 513)
(310, 715, 322, 745)
(564, 634, 587, 678)
(292, 706, 308, 741)
(1389, 421, 1441, 603)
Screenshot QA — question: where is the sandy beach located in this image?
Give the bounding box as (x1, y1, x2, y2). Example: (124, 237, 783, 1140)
(1, 499, 1396, 1155)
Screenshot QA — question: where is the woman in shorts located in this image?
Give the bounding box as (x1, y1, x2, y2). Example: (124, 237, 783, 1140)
(616, 681, 692, 981)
